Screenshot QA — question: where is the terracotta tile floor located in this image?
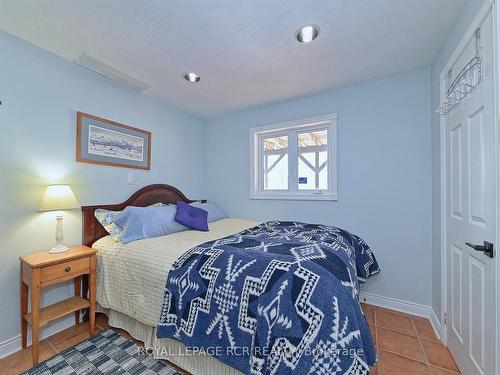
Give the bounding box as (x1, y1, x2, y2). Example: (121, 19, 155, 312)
(362, 304, 461, 374)
(0, 306, 460, 375)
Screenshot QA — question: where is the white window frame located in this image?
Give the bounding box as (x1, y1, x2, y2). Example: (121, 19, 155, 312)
(250, 113, 337, 201)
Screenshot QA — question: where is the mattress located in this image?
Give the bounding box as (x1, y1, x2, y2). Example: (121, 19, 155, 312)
(94, 218, 260, 328)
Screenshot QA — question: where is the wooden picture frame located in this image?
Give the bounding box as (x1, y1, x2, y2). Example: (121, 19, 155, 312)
(76, 112, 151, 170)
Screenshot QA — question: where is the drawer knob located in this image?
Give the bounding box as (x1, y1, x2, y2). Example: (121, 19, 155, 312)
(65, 267, 71, 272)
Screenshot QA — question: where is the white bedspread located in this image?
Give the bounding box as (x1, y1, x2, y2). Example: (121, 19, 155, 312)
(94, 218, 260, 328)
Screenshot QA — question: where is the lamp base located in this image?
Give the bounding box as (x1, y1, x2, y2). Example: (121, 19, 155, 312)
(49, 244, 70, 253)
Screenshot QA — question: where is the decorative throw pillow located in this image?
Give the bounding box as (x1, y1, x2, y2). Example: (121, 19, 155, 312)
(190, 202, 226, 223)
(94, 209, 124, 242)
(94, 203, 165, 242)
(113, 205, 187, 244)
(174, 201, 209, 231)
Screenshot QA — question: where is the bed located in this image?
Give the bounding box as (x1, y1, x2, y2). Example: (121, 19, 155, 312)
(82, 184, 380, 375)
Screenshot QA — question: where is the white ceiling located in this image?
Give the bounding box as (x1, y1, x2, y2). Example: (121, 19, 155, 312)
(0, 0, 466, 118)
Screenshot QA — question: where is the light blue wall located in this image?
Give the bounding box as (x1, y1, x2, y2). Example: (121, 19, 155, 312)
(430, 0, 487, 320)
(1, 1, 486, 347)
(205, 69, 433, 306)
(0, 30, 206, 343)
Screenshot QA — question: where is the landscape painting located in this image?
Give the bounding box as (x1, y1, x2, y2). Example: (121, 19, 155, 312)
(77, 112, 151, 170)
(88, 125, 144, 162)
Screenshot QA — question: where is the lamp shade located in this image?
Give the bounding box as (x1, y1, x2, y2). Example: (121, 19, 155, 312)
(38, 184, 80, 212)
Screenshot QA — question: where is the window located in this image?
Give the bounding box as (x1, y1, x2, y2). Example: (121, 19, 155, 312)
(250, 114, 337, 200)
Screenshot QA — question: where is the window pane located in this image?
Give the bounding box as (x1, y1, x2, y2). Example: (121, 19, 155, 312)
(297, 129, 328, 190)
(318, 151, 328, 190)
(298, 153, 315, 189)
(263, 135, 288, 190)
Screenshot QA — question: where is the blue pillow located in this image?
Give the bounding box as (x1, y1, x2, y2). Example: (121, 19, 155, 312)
(175, 201, 209, 231)
(113, 206, 187, 244)
(95, 203, 165, 242)
(190, 202, 226, 223)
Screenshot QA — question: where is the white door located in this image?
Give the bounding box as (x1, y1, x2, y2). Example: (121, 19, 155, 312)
(444, 9, 496, 375)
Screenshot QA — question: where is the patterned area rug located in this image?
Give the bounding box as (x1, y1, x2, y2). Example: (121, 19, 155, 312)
(25, 329, 182, 374)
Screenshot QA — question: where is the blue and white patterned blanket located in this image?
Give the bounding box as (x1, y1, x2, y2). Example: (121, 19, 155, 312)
(157, 221, 380, 374)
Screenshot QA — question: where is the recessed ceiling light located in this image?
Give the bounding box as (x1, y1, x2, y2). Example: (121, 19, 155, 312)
(184, 72, 200, 83)
(295, 25, 320, 44)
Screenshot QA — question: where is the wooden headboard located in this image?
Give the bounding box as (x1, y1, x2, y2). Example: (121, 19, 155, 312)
(81, 184, 206, 247)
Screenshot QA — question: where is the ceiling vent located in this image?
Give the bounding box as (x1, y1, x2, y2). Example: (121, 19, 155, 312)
(73, 53, 151, 91)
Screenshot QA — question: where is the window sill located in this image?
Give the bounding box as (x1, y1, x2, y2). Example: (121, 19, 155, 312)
(249, 193, 337, 201)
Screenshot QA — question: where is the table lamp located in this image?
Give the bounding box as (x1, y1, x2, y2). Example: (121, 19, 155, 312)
(38, 184, 80, 253)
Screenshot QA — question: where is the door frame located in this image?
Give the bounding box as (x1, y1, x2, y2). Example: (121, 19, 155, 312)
(439, 1, 499, 373)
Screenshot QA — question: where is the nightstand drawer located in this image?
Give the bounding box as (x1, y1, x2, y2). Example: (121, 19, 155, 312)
(40, 257, 90, 284)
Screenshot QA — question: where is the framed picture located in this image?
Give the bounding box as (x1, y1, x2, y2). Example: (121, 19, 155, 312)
(76, 112, 151, 170)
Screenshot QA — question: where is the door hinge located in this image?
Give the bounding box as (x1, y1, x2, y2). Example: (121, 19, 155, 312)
(444, 313, 448, 325)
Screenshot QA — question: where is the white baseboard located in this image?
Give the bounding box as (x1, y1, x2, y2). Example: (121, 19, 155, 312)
(359, 291, 443, 341)
(0, 335, 23, 360)
(0, 316, 74, 359)
(429, 308, 442, 341)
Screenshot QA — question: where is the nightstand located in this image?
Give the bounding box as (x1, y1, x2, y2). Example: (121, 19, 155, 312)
(19, 245, 96, 365)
